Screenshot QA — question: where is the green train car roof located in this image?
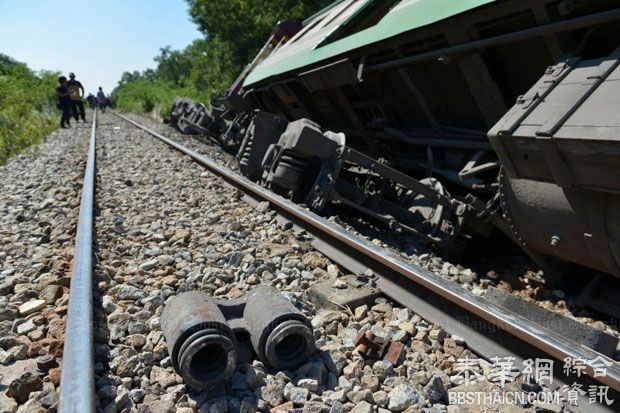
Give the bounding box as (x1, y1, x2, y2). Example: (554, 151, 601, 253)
(244, 0, 496, 87)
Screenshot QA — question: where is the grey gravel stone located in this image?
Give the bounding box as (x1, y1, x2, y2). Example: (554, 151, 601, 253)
(255, 201, 270, 213)
(0, 394, 17, 413)
(102, 402, 117, 413)
(96, 385, 116, 402)
(147, 399, 176, 413)
(284, 382, 309, 405)
(39, 285, 62, 304)
(323, 350, 347, 375)
(112, 284, 147, 300)
(372, 360, 394, 378)
(115, 387, 130, 408)
(350, 401, 373, 413)
(329, 401, 345, 413)
(150, 366, 177, 389)
(424, 375, 447, 403)
(140, 259, 159, 271)
(388, 383, 424, 412)
(15, 319, 36, 335)
(129, 388, 145, 403)
(9, 343, 28, 360)
(259, 383, 284, 407)
(361, 375, 379, 392)
(38, 389, 58, 408)
(209, 399, 229, 413)
(297, 378, 319, 392)
(101, 295, 117, 313)
(15, 398, 43, 412)
(0, 350, 15, 365)
(372, 390, 389, 408)
(18, 300, 46, 316)
(231, 372, 248, 390)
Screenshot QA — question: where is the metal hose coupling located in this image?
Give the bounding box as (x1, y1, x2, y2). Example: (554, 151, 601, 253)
(244, 286, 316, 371)
(161, 285, 315, 388)
(160, 292, 237, 389)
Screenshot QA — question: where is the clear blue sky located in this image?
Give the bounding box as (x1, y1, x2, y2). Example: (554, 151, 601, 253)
(0, 0, 202, 94)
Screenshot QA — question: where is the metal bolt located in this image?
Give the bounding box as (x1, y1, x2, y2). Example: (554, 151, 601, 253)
(438, 54, 451, 65)
(550, 236, 561, 247)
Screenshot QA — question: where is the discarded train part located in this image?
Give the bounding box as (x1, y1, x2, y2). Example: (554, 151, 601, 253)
(160, 285, 315, 388)
(243, 286, 316, 371)
(160, 291, 237, 389)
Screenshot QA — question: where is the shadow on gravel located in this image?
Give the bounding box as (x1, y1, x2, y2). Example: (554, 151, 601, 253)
(91, 176, 114, 412)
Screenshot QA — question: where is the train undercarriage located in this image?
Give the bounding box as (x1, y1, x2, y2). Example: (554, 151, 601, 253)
(167, 0, 620, 282)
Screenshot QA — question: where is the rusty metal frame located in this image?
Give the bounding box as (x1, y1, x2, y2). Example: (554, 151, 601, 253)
(343, 147, 454, 209)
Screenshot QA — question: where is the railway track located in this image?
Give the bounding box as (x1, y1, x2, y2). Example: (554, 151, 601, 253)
(58, 111, 97, 411)
(109, 111, 620, 411)
(2, 111, 618, 412)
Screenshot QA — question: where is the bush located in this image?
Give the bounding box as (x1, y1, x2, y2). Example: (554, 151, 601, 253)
(114, 78, 202, 119)
(0, 55, 58, 165)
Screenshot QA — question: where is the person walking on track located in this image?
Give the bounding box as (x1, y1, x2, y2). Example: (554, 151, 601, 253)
(67, 72, 86, 122)
(86, 93, 95, 109)
(56, 76, 72, 128)
(97, 87, 107, 113)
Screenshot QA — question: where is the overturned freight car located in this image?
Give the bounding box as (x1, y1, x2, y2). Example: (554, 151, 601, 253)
(171, 0, 620, 281)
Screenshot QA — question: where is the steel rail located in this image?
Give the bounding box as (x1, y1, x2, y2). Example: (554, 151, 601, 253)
(112, 111, 620, 392)
(58, 111, 97, 413)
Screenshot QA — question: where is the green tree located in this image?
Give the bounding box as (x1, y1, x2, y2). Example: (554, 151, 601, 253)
(118, 70, 143, 87)
(186, 0, 332, 68)
(114, 0, 333, 116)
(154, 46, 193, 86)
(0, 53, 58, 164)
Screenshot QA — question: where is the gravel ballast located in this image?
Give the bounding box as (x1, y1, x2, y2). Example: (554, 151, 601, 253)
(0, 121, 92, 412)
(0, 112, 598, 412)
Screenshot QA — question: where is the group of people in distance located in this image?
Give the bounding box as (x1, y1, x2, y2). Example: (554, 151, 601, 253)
(86, 91, 114, 112)
(56, 73, 112, 128)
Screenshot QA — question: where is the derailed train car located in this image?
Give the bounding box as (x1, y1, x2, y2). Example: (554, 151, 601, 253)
(170, 0, 620, 281)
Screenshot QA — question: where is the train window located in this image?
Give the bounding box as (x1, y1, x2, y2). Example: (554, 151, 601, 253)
(317, 0, 401, 47)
